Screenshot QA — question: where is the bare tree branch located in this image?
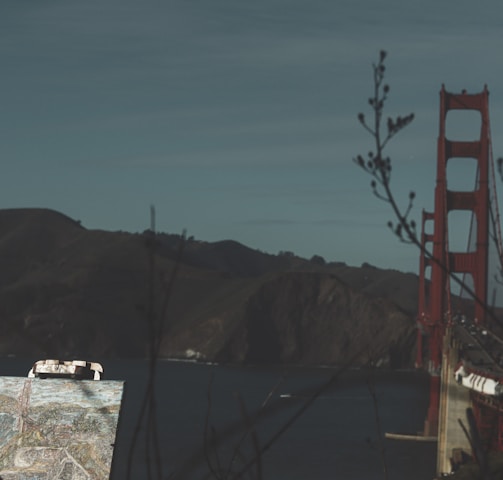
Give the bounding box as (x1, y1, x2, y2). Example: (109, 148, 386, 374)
(353, 50, 417, 244)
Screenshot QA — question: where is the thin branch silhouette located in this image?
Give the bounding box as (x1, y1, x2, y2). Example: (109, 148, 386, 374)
(354, 50, 416, 243)
(126, 206, 186, 480)
(365, 351, 389, 480)
(354, 50, 503, 330)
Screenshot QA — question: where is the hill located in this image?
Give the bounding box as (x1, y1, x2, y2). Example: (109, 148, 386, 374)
(0, 208, 420, 367)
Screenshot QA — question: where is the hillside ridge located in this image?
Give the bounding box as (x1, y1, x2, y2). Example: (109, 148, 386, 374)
(0, 208, 419, 367)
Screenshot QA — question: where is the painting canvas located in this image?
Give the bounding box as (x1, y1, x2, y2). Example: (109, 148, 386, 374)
(0, 377, 124, 480)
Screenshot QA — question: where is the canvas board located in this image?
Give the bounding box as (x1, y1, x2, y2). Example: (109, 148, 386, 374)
(0, 377, 124, 480)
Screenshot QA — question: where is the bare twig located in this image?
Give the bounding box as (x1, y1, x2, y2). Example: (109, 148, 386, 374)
(365, 352, 389, 480)
(354, 50, 502, 329)
(204, 377, 286, 480)
(354, 50, 416, 244)
(126, 207, 186, 480)
(235, 393, 263, 480)
(204, 374, 227, 480)
(230, 345, 381, 480)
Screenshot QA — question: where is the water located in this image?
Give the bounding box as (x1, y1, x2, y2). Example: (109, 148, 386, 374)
(1, 359, 436, 479)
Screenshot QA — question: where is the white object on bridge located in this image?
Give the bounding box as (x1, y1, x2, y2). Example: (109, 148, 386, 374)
(454, 365, 503, 396)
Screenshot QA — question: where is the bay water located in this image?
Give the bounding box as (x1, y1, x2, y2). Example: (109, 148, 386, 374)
(1, 359, 436, 479)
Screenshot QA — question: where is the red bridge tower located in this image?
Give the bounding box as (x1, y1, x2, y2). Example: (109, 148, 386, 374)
(416, 86, 491, 436)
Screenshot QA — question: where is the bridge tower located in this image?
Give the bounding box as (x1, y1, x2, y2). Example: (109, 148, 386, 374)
(417, 86, 491, 436)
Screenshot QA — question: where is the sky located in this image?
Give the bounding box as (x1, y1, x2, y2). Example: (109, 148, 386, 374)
(2, 0, 503, 273)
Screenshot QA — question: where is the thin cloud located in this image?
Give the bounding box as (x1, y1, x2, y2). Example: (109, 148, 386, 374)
(238, 217, 388, 228)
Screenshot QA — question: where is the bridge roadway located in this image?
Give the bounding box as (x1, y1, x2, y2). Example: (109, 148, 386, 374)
(438, 322, 503, 474)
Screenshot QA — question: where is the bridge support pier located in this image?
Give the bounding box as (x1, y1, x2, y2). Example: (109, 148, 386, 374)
(437, 329, 472, 475)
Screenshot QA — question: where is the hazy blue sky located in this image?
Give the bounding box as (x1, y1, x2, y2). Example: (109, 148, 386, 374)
(2, 0, 503, 273)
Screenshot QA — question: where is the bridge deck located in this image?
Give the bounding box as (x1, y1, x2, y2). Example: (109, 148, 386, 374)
(438, 323, 503, 474)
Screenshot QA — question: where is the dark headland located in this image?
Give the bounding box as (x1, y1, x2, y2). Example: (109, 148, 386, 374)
(0, 208, 421, 368)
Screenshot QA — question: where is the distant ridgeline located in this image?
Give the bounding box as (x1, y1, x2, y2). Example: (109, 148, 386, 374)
(0, 208, 423, 367)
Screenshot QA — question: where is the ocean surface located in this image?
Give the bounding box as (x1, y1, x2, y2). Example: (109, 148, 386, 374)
(1, 359, 437, 480)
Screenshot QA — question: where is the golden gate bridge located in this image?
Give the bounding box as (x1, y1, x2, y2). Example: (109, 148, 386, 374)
(414, 86, 503, 475)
